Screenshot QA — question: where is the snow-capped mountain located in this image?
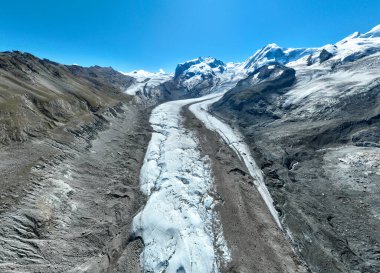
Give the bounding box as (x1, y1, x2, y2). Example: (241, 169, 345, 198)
(173, 57, 245, 95)
(175, 57, 225, 77)
(241, 43, 317, 72)
(236, 24, 380, 74)
(124, 24, 380, 105)
(124, 57, 246, 101)
(122, 69, 172, 104)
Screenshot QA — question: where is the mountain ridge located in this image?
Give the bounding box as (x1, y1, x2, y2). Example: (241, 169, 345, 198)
(122, 24, 380, 103)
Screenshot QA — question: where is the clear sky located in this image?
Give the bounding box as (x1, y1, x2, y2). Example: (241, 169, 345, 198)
(1, 0, 379, 72)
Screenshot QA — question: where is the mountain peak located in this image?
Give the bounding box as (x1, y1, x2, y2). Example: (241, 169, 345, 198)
(174, 56, 225, 78)
(123, 69, 169, 79)
(337, 31, 361, 45)
(264, 43, 281, 49)
(243, 43, 287, 70)
(361, 24, 380, 38)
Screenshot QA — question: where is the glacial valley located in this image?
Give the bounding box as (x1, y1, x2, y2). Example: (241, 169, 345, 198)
(0, 25, 379, 273)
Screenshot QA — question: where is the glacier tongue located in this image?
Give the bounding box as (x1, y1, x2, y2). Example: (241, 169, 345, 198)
(132, 95, 231, 273)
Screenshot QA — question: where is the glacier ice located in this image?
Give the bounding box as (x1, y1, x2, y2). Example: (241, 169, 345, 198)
(132, 95, 231, 273)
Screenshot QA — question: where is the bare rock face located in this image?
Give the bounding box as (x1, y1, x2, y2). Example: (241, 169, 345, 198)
(213, 64, 296, 119)
(307, 49, 334, 65)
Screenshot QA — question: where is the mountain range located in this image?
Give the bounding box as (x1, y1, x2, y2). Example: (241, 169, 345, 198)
(124, 24, 380, 103)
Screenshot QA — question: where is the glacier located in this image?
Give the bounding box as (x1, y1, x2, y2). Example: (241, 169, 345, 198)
(127, 23, 380, 273)
(132, 95, 231, 273)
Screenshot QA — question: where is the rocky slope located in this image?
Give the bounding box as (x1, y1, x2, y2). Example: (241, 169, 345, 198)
(0, 104, 151, 273)
(211, 25, 380, 273)
(0, 51, 134, 144)
(0, 52, 153, 272)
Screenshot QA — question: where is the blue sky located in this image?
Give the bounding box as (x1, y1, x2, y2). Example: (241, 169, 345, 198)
(0, 0, 379, 72)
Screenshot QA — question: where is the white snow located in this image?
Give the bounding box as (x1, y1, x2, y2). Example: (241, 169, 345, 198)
(177, 57, 246, 94)
(242, 43, 318, 72)
(361, 24, 380, 38)
(283, 48, 380, 119)
(122, 70, 171, 96)
(189, 95, 282, 229)
(132, 95, 231, 273)
(239, 24, 380, 76)
(282, 25, 380, 116)
(284, 66, 380, 108)
(332, 33, 380, 62)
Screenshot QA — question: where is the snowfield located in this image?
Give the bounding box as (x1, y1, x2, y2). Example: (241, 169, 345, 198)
(122, 70, 171, 96)
(132, 95, 230, 273)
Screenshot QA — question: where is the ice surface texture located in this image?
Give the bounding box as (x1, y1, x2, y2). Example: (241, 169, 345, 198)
(132, 95, 230, 273)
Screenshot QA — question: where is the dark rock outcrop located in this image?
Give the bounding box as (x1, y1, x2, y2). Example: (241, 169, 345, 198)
(213, 64, 295, 120)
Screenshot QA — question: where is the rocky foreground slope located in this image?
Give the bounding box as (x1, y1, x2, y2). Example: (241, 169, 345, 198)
(0, 52, 152, 272)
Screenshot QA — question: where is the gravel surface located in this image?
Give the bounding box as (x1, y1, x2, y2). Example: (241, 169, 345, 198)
(0, 104, 151, 273)
(184, 104, 307, 273)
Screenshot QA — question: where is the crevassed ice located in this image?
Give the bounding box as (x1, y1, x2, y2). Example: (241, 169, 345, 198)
(132, 95, 231, 273)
